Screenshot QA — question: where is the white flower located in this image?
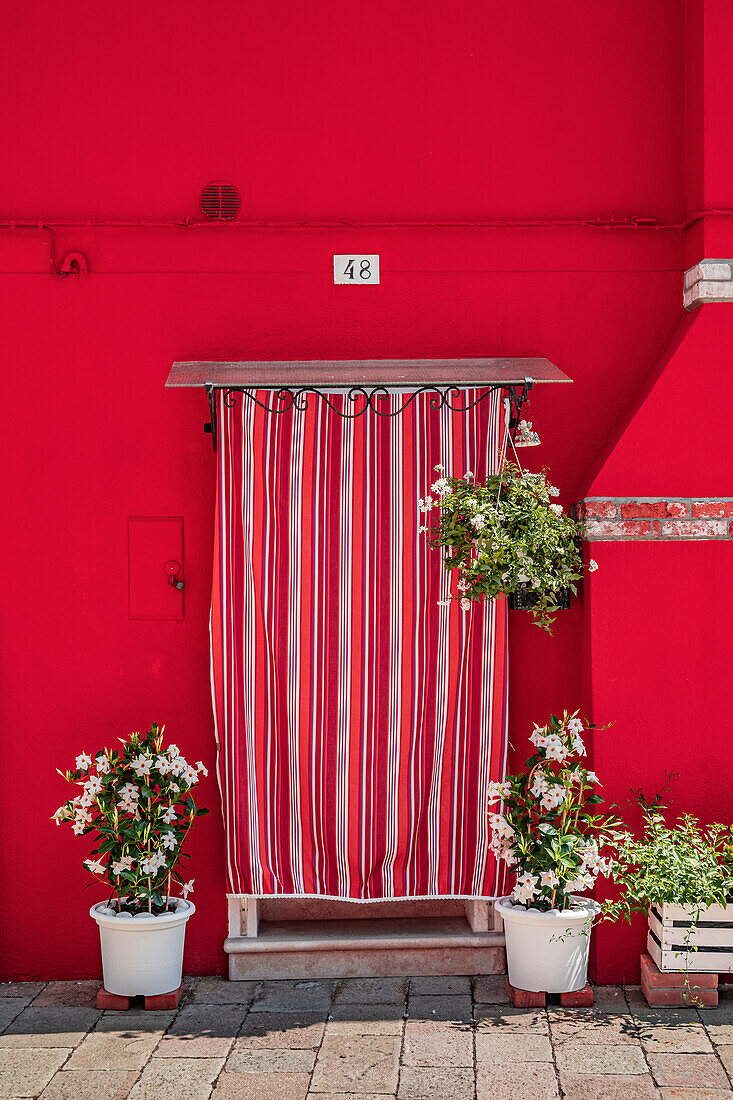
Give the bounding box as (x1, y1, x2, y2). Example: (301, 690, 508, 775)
(431, 478, 451, 496)
(543, 734, 568, 763)
(418, 496, 435, 513)
(155, 755, 171, 775)
(168, 743, 180, 758)
(488, 813, 515, 841)
(112, 855, 135, 875)
(130, 754, 152, 778)
(548, 485, 560, 497)
(418, 526, 428, 534)
(487, 781, 511, 804)
(117, 796, 137, 814)
(586, 771, 599, 784)
(95, 754, 110, 774)
(52, 805, 71, 825)
(433, 463, 444, 473)
(460, 598, 471, 612)
(181, 878, 195, 898)
(540, 788, 566, 812)
(470, 513, 487, 531)
(72, 818, 87, 835)
(530, 771, 551, 797)
(530, 727, 548, 750)
(84, 859, 106, 875)
(549, 504, 563, 516)
(567, 718, 583, 735)
(437, 598, 451, 608)
(517, 572, 530, 584)
(170, 782, 180, 793)
(598, 858, 615, 876)
(572, 733, 587, 757)
(161, 831, 177, 851)
(588, 559, 599, 572)
(75, 754, 92, 771)
(501, 847, 518, 866)
(183, 765, 199, 785)
(161, 805, 177, 824)
(464, 470, 474, 479)
(196, 761, 208, 777)
(140, 850, 167, 875)
(78, 789, 96, 809)
(84, 775, 104, 797)
(540, 870, 560, 888)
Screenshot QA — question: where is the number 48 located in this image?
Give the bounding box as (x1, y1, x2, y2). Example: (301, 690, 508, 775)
(343, 258, 372, 280)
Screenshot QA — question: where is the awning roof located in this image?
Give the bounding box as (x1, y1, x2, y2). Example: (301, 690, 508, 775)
(166, 358, 570, 389)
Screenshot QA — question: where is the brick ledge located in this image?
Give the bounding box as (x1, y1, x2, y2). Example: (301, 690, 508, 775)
(576, 498, 733, 540)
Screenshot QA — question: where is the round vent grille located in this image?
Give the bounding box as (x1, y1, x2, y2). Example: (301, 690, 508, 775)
(200, 181, 241, 220)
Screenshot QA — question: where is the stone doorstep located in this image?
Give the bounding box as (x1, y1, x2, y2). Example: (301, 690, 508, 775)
(96, 982, 184, 1011)
(506, 978, 593, 1008)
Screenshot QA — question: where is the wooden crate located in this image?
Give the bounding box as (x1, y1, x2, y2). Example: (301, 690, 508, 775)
(648, 902, 733, 974)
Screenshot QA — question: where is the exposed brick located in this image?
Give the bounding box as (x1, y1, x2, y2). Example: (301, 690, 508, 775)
(144, 983, 183, 1011)
(584, 520, 652, 540)
(620, 501, 686, 519)
(96, 988, 130, 1011)
(580, 500, 618, 518)
(692, 500, 733, 518)
(660, 519, 729, 539)
(560, 983, 593, 1007)
(640, 954, 718, 991)
(506, 979, 546, 1008)
(641, 977, 718, 1007)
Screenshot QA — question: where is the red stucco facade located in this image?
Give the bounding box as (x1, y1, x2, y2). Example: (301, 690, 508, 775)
(1, 0, 731, 983)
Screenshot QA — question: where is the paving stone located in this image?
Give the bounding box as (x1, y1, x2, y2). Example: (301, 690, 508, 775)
(703, 1019, 733, 1044)
(95, 1011, 176, 1030)
(227, 1048, 317, 1074)
(155, 1004, 249, 1058)
(212, 1072, 311, 1099)
(334, 978, 407, 1005)
(237, 1011, 327, 1047)
(549, 1011, 638, 1044)
(0, 982, 47, 1000)
(33, 982, 100, 1008)
(251, 980, 334, 1014)
(325, 1003, 404, 1036)
(659, 1091, 733, 1099)
(406, 994, 472, 1023)
(646, 1053, 730, 1089)
(65, 1014, 170, 1069)
(714, 1044, 733, 1074)
(0, 998, 28, 1031)
(475, 1031, 553, 1063)
(0, 1048, 70, 1097)
(311, 1034, 400, 1094)
(189, 978, 259, 1005)
(0, 1007, 99, 1047)
(409, 976, 471, 997)
(592, 986, 632, 1013)
(402, 1021, 473, 1067)
(474, 974, 511, 1005)
(305, 1096, 394, 1100)
(128, 1056, 225, 1100)
(398, 1065, 474, 1100)
(39, 1069, 140, 1099)
(559, 1072, 660, 1099)
(636, 1022, 713, 1053)
(475, 1062, 560, 1100)
(475, 1006, 549, 1032)
(555, 1043, 648, 1075)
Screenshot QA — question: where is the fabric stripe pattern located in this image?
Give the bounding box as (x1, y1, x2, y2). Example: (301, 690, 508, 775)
(211, 389, 508, 899)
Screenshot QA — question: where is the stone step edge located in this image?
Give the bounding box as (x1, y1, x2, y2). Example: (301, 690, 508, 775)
(224, 930, 505, 954)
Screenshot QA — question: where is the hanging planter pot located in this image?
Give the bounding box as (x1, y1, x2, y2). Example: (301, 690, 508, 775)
(90, 898, 195, 996)
(509, 585, 571, 612)
(496, 895, 600, 993)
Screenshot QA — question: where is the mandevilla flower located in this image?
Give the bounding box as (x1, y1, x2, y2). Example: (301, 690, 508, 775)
(53, 723, 209, 915)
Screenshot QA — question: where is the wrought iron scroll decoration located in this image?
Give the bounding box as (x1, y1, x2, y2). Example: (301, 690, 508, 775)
(204, 380, 533, 452)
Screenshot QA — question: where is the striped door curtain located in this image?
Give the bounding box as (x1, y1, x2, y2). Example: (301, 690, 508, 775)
(211, 388, 508, 900)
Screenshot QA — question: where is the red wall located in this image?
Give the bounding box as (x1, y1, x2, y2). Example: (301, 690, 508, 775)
(1, 0, 715, 981)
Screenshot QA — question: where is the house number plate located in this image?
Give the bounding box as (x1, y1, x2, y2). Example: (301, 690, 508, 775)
(333, 254, 380, 284)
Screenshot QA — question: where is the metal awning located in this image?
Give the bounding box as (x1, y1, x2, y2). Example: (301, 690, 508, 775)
(165, 358, 571, 451)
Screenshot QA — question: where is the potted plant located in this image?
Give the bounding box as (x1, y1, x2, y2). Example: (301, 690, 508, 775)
(607, 807, 733, 973)
(419, 464, 597, 633)
(489, 711, 623, 993)
(52, 722, 209, 996)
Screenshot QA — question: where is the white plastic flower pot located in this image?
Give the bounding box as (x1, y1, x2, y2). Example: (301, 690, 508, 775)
(496, 895, 600, 993)
(90, 899, 195, 996)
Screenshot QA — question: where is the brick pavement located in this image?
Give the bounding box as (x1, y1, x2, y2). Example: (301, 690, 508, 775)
(0, 976, 732, 1098)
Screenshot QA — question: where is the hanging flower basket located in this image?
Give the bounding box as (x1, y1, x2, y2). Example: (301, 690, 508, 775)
(419, 463, 597, 633)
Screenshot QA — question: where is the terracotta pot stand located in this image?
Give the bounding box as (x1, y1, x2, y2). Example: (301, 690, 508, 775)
(96, 982, 184, 1010)
(506, 977, 594, 1007)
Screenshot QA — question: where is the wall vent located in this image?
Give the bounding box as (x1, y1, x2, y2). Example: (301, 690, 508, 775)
(200, 181, 241, 220)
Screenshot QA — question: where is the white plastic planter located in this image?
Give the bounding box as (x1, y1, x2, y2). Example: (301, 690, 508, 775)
(648, 901, 733, 973)
(90, 899, 195, 996)
(496, 895, 600, 993)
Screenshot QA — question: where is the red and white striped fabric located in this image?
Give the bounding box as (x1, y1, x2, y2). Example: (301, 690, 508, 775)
(211, 389, 508, 900)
